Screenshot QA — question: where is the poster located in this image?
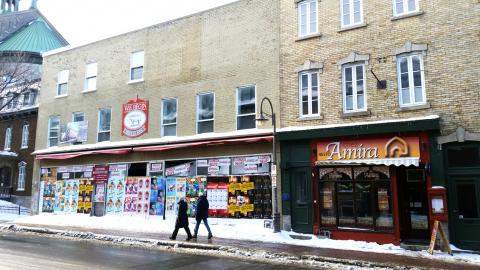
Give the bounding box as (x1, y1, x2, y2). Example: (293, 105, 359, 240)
(227, 176, 254, 218)
(54, 180, 65, 214)
(136, 177, 151, 215)
(150, 177, 165, 216)
(185, 176, 207, 217)
(378, 188, 389, 211)
(42, 179, 56, 213)
(124, 177, 138, 213)
(321, 188, 333, 209)
(106, 165, 127, 215)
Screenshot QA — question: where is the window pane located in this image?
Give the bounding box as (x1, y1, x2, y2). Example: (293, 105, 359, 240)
(237, 115, 256, 130)
(320, 182, 336, 226)
(163, 99, 177, 125)
(164, 125, 176, 136)
(300, 4, 307, 35)
(457, 184, 478, 219)
(238, 86, 255, 115)
(448, 147, 480, 167)
(401, 73, 410, 89)
(342, 0, 350, 25)
(198, 120, 214, 134)
(376, 183, 393, 230)
(399, 58, 408, 73)
(198, 94, 214, 120)
(338, 182, 355, 226)
(353, 0, 361, 23)
(345, 82, 353, 96)
(395, 0, 404, 15)
(57, 83, 67, 95)
(49, 138, 58, 147)
(311, 74, 319, 115)
(345, 67, 352, 82)
(408, 0, 416, 12)
(414, 86, 423, 103)
(413, 70, 422, 87)
(346, 96, 353, 111)
(309, 1, 317, 33)
(99, 109, 111, 132)
(131, 66, 143, 80)
(301, 74, 308, 115)
(357, 94, 365, 109)
(86, 77, 96, 91)
(97, 132, 110, 142)
(131, 51, 144, 68)
(401, 88, 410, 104)
(356, 183, 373, 227)
(86, 63, 97, 77)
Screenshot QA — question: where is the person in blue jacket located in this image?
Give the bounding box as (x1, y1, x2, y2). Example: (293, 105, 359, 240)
(193, 192, 213, 239)
(169, 198, 192, 241)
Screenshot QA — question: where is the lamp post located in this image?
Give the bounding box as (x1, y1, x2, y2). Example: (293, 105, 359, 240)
(256, 97, 280, 233)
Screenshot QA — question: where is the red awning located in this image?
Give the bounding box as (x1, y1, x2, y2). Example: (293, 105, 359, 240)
(36, 148, 132, 160)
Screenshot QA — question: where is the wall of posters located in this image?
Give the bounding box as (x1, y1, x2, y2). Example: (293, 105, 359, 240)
(77, 179, 93, 214)
(136, 177, 151, 215)
(165, 178, 177, 216)
(186, 176, 207, 217)
(106, 165, 127, 215)
(54, 180, 80, 214)
(124, 177, 138, 213)
(207, 182, 228, 217)
(150, 177, 165, 216)
(42, 179, 56, 213)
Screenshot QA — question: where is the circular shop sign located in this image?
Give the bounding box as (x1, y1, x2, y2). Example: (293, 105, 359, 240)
(123, 110, 147, 130)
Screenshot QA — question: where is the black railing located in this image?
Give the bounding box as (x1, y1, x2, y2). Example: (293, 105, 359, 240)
(0, 187, 12, 201)
(0, 205, 31, 215)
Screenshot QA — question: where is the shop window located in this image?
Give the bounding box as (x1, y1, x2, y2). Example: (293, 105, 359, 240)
(56, 70, 69, 96)
(161, 98, 177, 136)
(84, 62, 97, 91)
(319, 167, 393, 231)
(130, 50, 144, 81)
(97, 108, 111, 142)
(197, 92, 214, 134)
(340, 0, 363, 28)
(236, 85, 256, 130)
(298, 0, 318, 37)
(447, 146, 480, 167)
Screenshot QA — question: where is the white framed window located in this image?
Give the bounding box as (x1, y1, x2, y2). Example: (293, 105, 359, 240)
(97, 108, 111, 142)
(4, 127, 11, 150)
(298, 0, 318, 37)
(299, 71, 320, 117)
(397, 54, 426, 107)
(84, 62, 97, 91)
(47, 116, 60, 147)
(17, 162, 26, 191)
(161, 98, 177, 136)
(22, 91, 35, 106)
(72, 112, 85, 122)
(197, 92, 214, 134)
(236, 85, 256, 130)
(6, 94, 17, 109)
(342, 63, 366, 112)
(340, 0, 363, 28)
(21, 124, 29, 149)
(130, 51, 144, 81)
(56, 70, 69, 96)
(393, 0, 419, 16)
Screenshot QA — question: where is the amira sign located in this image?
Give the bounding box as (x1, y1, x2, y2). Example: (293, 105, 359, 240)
(122, 97, 149, 138)
(316, 136, 421, 166)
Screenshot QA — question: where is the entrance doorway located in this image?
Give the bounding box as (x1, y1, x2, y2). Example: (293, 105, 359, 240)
(290, 167, 312, 233)
(397, 167, 429, 241)
(0, 167, 12, 187)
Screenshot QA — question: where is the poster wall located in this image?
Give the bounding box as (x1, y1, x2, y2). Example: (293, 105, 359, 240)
(124, 177, 138, 213)
(136, 177, 151, 215)
(106, 165, 127, 215)
(186, 176, 207, 217)
(150, 177, 165, 216)
(42, 178, 56, 213)
(54, 180, 80, 214)
(228, 176, 255, 218)
(77, 179, 93, 214)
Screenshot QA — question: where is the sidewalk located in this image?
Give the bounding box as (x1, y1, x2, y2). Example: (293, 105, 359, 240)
(4, 217, 479, 270)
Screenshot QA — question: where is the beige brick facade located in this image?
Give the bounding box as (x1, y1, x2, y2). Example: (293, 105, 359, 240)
(279, 0, 480, 134)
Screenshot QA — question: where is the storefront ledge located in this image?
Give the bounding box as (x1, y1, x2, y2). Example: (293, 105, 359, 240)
(340, 110, 371, 118)
(396, 102, 431, 112)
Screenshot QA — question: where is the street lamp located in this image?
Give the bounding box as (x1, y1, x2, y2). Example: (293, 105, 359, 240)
(256, 97, 280, 233)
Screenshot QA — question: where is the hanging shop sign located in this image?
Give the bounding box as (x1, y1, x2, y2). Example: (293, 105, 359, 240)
(122, 97, 149, 138)
(316, 136, 420, 166)
(150, 163, 163, 173)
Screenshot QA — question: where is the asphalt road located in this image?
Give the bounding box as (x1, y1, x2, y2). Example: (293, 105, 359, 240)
(0, 232, 307, 270)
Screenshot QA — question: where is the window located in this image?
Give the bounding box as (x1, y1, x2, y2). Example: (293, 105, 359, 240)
(72, 112, 85, 122)
(130, 51, 144, 81)
(236, 85, 256, 130)
(56, 70, 69, 96)
(6, 93, 18, 110)
(298, 0, 318, 37)
(84, 62, 97, 91)
(397, 54, 425, 107)
(342, 63, 366, 112)
(21, 124, 29, 149)
(97, 108, 111, 142)
(162, 98, 177, 136)
(340, 0, 363, 28)
(299, 71, 320, 116)
(17, 162, 26, 191)
(197, 93, 214, 134)
(393, 0, 418, 16)
(22, 91, 35, 106)
(47, 116, 60, 147)
(4, 127, 11, 150)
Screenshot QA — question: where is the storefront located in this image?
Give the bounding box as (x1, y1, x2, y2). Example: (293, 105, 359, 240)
(279, 116, 440, 245)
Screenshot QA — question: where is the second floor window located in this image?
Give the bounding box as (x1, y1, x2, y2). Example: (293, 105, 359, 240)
(84, 62, 97, 91)
(72, 112, 85, 122)
(4, 127, 11, 150)
(393, 0, 418, 17)
(298, 0, 318, 37)
(57, 70, 69, 96)
(48, 116, 60, 147)
(17, 162, 26, 191)
(342, 63, 366, 112)
(21, 124, 29, 149)
(341, 0, 363, 28)
(197, 93, 214, 134)
(237, 85, 256, 130)
(97, 108, 111, 142)
(397, 54, 426, 107)
(299, 71, 320, 117)
(162, 98, 177, 136)
(130, 51, 144, 81)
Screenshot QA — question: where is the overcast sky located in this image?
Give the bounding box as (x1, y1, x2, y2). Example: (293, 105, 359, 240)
(19, 0, 238, 46)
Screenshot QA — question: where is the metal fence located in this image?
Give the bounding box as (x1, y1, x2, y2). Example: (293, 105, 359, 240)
(0, 187, 12, 201)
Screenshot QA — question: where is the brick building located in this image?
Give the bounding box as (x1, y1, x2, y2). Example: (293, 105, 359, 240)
(278, 0, 479, 250)
(0, 0, 67, 207)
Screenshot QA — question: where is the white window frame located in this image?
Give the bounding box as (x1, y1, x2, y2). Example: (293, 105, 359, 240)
(196, 92, 215, 134)
(4, 127, 11, 150)
(340, 0, 364, 28)
(17, 162, 26, 191)
(97, 108, 111, 142)
(161, 98, 178, 137)
(21, 124, 29, 149)
(47, 116, 60, 147)
(397, 54, 426, 107)
(72, 112, 85, 122)
(299, 71, 320, 117)
(129, 50, 144, 82)
(56, 70, 69, 96)
(393, 0, 419, 17)
(342, 63, 367, 113)
(298, 0, 318, 37)
(84, 62, 97, 92)
(22, 91, 34, 107)
(236, 85, 257, 130)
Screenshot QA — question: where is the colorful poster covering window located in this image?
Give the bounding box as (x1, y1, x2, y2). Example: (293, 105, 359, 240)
(186, 176, 207, 217)
(150, 177, 165, 216)
(106, 164, 127, 215)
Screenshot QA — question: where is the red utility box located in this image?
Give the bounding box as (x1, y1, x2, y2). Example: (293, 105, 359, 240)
(427, 186, 448, 222)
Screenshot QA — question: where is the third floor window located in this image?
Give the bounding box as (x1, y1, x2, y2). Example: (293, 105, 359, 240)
(298, 0, 318, 37)
(56, 70, 69, 96)
(340, 0, 363, 28)
(84, 62, 97, 91)
(393, 0, 419, 17)
(342, 63, 366, 113)
(130, 51, 144, 81)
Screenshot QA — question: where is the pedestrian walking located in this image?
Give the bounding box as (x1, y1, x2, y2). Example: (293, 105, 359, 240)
(193, 192, 213, 239)
(169, 198, 193, 241)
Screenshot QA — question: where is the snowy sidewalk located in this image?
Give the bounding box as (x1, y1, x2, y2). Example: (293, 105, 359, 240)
(5, 214, 480, 269)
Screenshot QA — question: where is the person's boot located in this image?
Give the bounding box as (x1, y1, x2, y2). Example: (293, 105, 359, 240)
(192, 234, 197, 239)
(169, 236, 175, 240)
(186, 235, 193, 241)
(208, 233, 213, 239)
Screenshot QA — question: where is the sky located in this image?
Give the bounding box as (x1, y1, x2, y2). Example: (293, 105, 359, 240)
(19, 0, 238, 46)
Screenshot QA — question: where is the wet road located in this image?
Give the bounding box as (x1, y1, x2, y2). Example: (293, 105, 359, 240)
(0, 232, 307, 270)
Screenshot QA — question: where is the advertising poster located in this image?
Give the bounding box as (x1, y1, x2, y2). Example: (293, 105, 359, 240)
(150, 177, 165, 216)
(166, 178, 176, 197)
(136, 177, 151, 215)
(186, 176, 207, 217)
(84, 180, 93, 214)
(124, 177, 138, 213)
(106, 165, 127, 215)
(54, 180, 65, 214)
(42, 179, 56, 213)
(165, 196, 176, 216)
(227, 176, 254, 217)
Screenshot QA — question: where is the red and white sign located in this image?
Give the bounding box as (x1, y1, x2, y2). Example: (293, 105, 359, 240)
(122, 97, 149, 138)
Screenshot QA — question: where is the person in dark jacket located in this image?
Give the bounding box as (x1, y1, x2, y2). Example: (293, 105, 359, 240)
(193, 193, 212, 239)
(169, 198, 192, 241)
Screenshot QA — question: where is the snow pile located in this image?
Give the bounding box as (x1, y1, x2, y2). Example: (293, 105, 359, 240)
(0, 200, 16, 206)
(11, 213, 480, 265)
(0, 151, 18, 157)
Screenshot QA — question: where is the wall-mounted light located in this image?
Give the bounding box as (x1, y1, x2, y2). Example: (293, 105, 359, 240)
(370, 69, 387, 89)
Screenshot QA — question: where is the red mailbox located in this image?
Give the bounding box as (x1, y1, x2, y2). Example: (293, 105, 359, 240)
(427, 186, 448, 222)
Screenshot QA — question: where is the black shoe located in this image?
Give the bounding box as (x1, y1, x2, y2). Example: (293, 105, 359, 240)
(169, 236, 175, 240)
(208, 234, 213, 239)
(192, 235, 197, 239)
(186, 236, 192, 241)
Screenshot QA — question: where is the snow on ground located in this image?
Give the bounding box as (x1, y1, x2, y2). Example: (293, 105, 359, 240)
(0, 200, 16, 206)
(0, 200, 30, 221)
(11, 213, 480, 266)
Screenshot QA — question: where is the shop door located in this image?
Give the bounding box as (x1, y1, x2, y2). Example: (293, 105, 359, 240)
(398, 168, 429, 240)
(291, 167, 312, 233)
(449, 176, 480, 250)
